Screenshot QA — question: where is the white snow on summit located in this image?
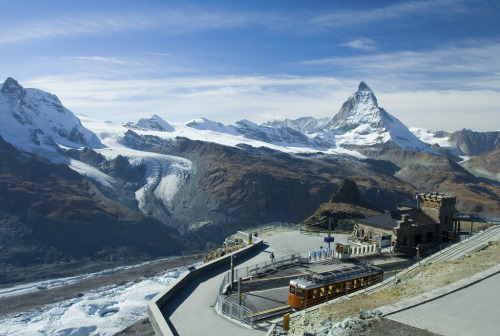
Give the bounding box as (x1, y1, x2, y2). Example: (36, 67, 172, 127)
(327, 81, 439, 154)
(343, 82, 383, 128)
(0, 77, 102, 154)
(122, 114, 175, 132)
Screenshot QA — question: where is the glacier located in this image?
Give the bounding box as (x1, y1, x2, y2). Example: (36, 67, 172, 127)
(0, 262, 198, 336)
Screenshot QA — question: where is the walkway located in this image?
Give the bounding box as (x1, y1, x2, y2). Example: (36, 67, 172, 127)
(163, 231, 351, 336)
(159, 226, 500, 336)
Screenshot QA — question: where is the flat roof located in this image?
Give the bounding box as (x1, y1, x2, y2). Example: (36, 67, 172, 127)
(290, 265, 382, 289)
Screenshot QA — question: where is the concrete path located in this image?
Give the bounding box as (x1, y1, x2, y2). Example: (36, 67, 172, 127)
(162, 227, 500, 336)
(164, 231, 350, 336)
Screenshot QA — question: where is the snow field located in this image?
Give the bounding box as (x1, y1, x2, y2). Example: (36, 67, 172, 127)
(0, 264, 199, 336)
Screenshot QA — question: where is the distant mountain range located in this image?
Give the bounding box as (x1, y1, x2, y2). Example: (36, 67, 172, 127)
(1, 77, 499, 275)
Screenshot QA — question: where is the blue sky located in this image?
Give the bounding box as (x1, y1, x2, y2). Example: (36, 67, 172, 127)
(1, 0, 499, 131)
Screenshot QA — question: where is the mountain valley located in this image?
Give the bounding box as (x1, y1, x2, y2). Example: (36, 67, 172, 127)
(1, 78, 499, 284)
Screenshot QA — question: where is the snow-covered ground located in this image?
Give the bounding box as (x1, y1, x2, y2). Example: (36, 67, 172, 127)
(0, 262, 199, 336)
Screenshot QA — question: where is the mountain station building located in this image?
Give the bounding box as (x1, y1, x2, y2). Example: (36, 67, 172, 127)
(352, 193, 458, 254)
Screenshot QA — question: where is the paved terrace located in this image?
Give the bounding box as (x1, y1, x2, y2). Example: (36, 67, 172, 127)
(160, 231, 403, 335)
(154, 226, 500, 336)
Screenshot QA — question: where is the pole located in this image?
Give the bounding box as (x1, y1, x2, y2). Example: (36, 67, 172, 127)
(238, 277, 242, 306)
(230, 254, 234, 291)
(328, 214, 332, 250)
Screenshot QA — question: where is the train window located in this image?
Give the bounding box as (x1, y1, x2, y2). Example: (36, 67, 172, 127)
(328, 285, 334, 295)
(308, 291, 312, 300)
(320, 287, 325, 296)
(290, 286, 295, 295)
(297, 288, 304, 298)
(313, 289, 320, 298)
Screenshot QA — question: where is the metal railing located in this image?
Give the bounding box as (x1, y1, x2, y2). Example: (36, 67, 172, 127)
(455, 212, 500, 224)
(215, 272, 254, 326)
(239, 253, 302, 279)
(249, 222, 298, 235)
(215, 252, 303, 327)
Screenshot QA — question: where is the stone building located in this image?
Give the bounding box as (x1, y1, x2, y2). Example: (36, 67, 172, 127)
(352, 193, 457, 254)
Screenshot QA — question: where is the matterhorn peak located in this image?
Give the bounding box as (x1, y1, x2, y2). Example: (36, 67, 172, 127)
(355, 81, 378, 107)
(357, 81, 372, 92)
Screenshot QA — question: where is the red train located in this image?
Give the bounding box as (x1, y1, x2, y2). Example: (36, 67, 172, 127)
(288, 264, 384, 310)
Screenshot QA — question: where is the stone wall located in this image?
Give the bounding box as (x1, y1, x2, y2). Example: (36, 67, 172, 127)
(394, 214, 440, 253)
(354, 223, 392, 243)
(418, 193, 456, 232)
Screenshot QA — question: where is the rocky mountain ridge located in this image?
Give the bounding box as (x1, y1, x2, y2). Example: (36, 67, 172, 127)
(1, 77, 499, 278)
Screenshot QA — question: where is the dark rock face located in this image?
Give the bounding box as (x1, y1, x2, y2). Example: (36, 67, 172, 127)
(160, 138, 415, 230)
(330, 179, 381, 211)
(331, 179, 362, 204)
(449, 129, 500, 156)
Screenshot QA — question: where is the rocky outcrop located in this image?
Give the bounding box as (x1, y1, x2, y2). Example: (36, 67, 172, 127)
(449, 129, 500, 156)
(330, 179, 379, 211)
(203, 235, 246, 262)
(301, 180, 382, 231)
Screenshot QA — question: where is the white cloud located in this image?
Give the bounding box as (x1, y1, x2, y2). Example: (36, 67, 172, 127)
(301, 40, 500, 92)
(312, 0, 464, 27)
(381, 89, 500, 132)
(23, 75, 349, 124)
(64, 56, 137, 65)
(0, 8, 253, 45)
(340, 39, 376, 51)
(21, 74, 500, 132)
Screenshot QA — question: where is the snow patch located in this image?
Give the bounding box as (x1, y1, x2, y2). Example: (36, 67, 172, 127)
(68, 159, 115, 189)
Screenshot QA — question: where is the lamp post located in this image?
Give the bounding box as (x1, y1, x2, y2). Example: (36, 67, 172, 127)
(328, 211, 332, 250)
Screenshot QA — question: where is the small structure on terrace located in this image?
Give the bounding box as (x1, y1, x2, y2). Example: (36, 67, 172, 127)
(351, 193, 457, 254)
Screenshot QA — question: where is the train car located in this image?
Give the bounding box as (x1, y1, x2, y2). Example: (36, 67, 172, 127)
(288, 264, 383, 310)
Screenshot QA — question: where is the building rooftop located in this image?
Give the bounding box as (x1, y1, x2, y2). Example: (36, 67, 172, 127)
(358, 208, 435, 230)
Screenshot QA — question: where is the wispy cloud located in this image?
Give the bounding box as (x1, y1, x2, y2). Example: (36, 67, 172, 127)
(64, 56, 138, 65)
(23, 74, 350, 124)
(340, 39, 377, 51)
(301, 39, 500, 91)
(0, 7, 253, 45)
(312, 0, 465, 28)
(143, 52, 171, 57)
(0, 0, 477, 47)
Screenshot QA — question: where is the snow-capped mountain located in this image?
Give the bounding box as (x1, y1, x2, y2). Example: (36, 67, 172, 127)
(2, 76, 500, 279)
(0, 77, 102, 155)
(267, 81, 438, 154)
(122, 114, 175, 132)
(264, 116, 331, 134)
